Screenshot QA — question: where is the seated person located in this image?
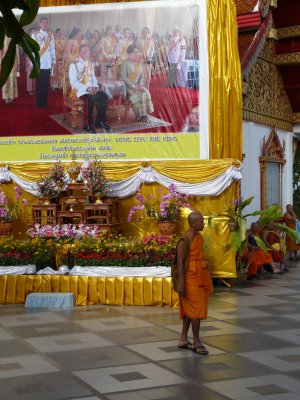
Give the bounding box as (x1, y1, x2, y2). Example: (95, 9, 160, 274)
(121, 44, 154, 123)
(245, 222, 279, 280)
(69, 44, 112, 133)
(262, 221, 287, 273)
(284, 204, 300, 260)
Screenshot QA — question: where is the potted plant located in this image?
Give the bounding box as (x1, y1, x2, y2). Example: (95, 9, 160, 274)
(128, 184, 193, 235)
(0, 185, 28, 235)
(81, 160, 111, 202)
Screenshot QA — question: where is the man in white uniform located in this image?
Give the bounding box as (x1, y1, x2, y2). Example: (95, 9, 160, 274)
(167, 26, 186, 88)
(31, 17, 55, 107)
(69, 44, 112, 133)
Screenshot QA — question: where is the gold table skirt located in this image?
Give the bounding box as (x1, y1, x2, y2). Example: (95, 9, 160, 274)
(0, 275, 180, 307)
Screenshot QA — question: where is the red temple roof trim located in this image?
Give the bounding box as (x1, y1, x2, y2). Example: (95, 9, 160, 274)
(241, 14, 272, 77)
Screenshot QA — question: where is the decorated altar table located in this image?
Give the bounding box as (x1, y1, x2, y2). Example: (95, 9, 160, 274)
(0, 217, 237, 307)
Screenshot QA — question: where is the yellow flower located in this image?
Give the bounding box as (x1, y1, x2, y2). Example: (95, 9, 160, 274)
(271, 243, 281, 250)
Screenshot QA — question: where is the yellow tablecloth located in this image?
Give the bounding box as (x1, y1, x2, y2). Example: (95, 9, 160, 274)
(0, 275, 180, 307)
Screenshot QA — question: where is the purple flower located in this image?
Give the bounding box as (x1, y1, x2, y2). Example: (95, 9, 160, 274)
(136, 190, 145, 203)
(168, 183, 177, 191)
(14, 186, 22, 201)
(0, 208, 8, 219)
(127, 182, 193, 223)
(0, 191, 7, 206)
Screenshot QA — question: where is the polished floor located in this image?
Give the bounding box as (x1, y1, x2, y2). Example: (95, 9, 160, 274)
(1, 260, 300, 400)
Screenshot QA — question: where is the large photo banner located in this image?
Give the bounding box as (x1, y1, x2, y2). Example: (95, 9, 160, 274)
(0, 0, 209, 162)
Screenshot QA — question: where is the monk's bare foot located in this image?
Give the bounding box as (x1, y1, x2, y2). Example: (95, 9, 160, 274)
(178, 341, 193, 350)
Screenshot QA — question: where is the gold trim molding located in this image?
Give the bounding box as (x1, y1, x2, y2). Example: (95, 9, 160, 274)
(273, 52, 300, 66)
(270, 0, 277, 7)
(292, 113, 300, 123)
(268, 28, 278, 40)
(277, 25, 300, 40)
(243, 42, 293, 130)
(243, 110, 293, 132)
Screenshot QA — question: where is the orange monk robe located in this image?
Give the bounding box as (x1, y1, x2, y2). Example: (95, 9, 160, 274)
(284, 218, 300, 251)
(266, 231, 284, 263)
(180, 234, 213, 320)
(247, 248, 273, 276)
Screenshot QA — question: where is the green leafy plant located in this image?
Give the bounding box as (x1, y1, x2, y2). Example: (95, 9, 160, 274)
(0, 0, 40, 87)
(33, 237, 57, 270)
(208, 197, 298, 271)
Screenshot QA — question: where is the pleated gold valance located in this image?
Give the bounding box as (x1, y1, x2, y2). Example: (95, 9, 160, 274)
(7, 158, 240, 183)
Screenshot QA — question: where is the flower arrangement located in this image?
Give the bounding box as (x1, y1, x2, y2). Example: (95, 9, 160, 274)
(27, 224, 104, 270)
(0, 185, 28, 222)
(0, 233, 179, 268)
(81, 160, 111, 196)
(66, 233, 178, 267)
(27, 224, 102, 240)
(128, 184, 193, 222)
(37, 161, 66, 199)
(0, 236, 35, 265)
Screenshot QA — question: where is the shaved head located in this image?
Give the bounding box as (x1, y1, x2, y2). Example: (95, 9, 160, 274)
(187, 211, 204, 232)
(188, 211, 203, 226)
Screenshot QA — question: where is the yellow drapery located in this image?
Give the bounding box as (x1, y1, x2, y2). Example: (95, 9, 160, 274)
(8, 159, 240, 183)
(208, 0, 242, 159)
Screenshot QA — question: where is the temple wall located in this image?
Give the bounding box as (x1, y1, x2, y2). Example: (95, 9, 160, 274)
(241, 120, 294, 227)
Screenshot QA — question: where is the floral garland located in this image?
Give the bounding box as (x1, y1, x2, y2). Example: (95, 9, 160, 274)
(27, 224, 102, 239)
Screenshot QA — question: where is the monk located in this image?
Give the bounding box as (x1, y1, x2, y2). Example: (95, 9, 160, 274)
(175, 211, 213, 355)
(246, 222, 279, 280)
(284, 204, 300, 260)
(262, 221, 287, 272)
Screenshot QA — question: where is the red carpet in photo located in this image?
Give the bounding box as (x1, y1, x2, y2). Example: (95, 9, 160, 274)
(0, 71, 70, 137)
(0, 72, 198, 137)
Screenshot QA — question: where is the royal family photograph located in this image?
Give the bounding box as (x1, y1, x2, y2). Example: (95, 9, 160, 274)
(0, 0, 203, 137)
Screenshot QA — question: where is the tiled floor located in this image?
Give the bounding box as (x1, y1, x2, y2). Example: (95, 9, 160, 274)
(1, 260, 300, 399)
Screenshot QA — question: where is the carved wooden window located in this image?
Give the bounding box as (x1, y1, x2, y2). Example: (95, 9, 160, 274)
(259, 128, 285, 209)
